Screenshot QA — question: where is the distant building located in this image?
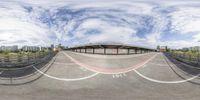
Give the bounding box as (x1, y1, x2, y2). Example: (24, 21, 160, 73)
(159, 46, 168, 52)
(22, 46, 40, 52)
(51, 44, 54, 49)
(0, 45, 18, 52)
(40, 47, 47, 51)
(182, 48, 189, 51)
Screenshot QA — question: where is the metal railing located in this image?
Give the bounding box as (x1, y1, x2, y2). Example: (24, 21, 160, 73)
(0, 51, 53, 68)
(168, 51, 200, 66)
(0, 51, 57, 85)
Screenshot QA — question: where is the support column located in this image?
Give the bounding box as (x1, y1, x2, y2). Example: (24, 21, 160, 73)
(92, 48, 95, 54)
(127, 48, 130, 54)
(104, 48, 106, 54)
(135, 48, 137, 54)
(116, 48, 119, 55)
(85, 48, 87, 53)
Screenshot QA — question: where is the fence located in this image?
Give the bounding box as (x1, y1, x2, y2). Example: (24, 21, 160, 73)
(0, 51, 52, 68)
(0, 51, 57, 85)
(168, 51, 200, 66)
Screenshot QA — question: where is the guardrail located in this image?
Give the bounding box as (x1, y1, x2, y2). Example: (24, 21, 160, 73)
(0, 51, 57, 85)
(0, 52, 51, 68)
(167, 51, 200, 67)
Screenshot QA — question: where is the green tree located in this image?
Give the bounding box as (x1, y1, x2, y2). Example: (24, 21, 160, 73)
(3, 49, 10, 62)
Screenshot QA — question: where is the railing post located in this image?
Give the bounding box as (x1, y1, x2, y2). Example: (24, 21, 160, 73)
(27, 52, 30, 63)
(198, 52, 200, 65)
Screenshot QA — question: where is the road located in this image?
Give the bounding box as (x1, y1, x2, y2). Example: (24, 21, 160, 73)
(0, 51, 199, 100)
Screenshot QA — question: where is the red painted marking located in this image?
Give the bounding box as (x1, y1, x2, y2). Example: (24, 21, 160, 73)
(64, 52, 157, 74)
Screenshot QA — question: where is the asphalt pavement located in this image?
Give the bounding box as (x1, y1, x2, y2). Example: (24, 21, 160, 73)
(0, 51, 199, 100)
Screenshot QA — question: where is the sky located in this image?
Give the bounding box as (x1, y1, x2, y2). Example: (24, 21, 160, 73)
(0, 0, 200, 49)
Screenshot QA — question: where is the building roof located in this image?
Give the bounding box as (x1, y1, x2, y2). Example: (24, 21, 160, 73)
(69, 43, 156, 51)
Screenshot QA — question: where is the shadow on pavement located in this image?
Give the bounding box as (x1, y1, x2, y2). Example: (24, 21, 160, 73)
(163, 53, 200, 85)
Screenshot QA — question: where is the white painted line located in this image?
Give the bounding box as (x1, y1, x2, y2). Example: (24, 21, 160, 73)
(123, 73, 127, 76)
(142, 64, 147, 68)
(32, 54, 100, 82)
(33, 65, 99, 82)
(119, 74, 123, 78)
(116, 74, 119, 78)
(112, 75, 115, 78)
(62, 52, 158, 74)
(134, 69, 199, 84)
(133, 54, 200, 84)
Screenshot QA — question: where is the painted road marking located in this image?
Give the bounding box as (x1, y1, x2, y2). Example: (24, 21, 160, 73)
(63, 52, 158, 74)
(119, 74, 122, 78)
(112, 75, 115, 78)
(142, 64, 147, 68)
(133, 53, 200, 84)
(116, 74, 120, 78)
(123, 73, 127, 76)
(33, 65, 99, 82)
(112, 73, 127, 78)
(134, 69, 199, 84)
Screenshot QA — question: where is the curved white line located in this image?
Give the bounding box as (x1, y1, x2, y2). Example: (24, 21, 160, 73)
(63, 52, 158, 74)
(33, 66, 99, 82)
(134, 69, 199, 84)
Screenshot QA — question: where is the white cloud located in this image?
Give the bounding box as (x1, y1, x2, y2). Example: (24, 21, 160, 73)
(70, 18, 137, 45)
(170, 7, 200, 34)
(0, 0, 200, 49)
(0, 3, 53, 47)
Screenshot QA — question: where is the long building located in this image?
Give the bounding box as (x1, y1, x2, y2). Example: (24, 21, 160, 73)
(21, 46, 40, 52)
(68, 43, 157, 55)
(0, 45, 18, 52)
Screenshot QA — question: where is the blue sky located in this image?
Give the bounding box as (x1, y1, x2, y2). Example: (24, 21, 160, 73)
(0, 0, 200, 49)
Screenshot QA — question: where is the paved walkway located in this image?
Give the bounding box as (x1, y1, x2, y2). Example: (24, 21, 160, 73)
(0, 51, 199, 100)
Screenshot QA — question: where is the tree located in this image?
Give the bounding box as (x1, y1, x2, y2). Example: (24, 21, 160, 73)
(3, 49, 10, 62)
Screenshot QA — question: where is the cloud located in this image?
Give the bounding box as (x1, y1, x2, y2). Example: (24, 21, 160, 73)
(0, 0, 200, 49)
